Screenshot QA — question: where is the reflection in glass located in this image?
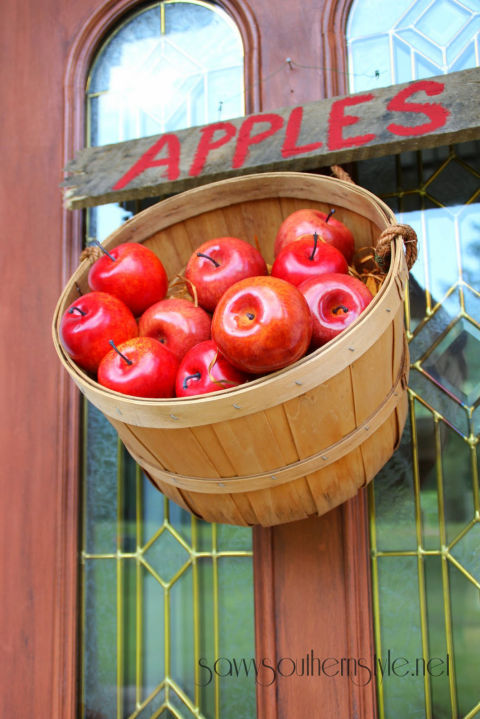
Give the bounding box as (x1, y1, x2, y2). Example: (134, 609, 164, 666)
(87, 1, 244, 145)
(423, 318, 480, 407)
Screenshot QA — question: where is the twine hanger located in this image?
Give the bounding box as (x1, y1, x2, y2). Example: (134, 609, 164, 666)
(330, 164, 418, 272)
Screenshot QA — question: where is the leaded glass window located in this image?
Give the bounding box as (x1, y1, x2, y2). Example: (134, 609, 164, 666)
(81, 4, 255, 719)
(347, 0, 480, 92)
(348, 1, 480, 718)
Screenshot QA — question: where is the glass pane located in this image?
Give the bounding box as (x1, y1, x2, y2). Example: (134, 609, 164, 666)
(347, 0, 480, 90)
(423, 557, 450, 719)
(448, 561, 480, 716)
(360, 142, 480, 718)
(372, 412, 418, 552)
(83, 559, 118, 718)
(84, 403, 118, 555)
(375, 556, 426, 716)
(218, 557, 256, 718)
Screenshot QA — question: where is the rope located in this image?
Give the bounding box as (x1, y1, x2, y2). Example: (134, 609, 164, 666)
(330, 164, 418, 272)
(79, 245, 103, 263)
(375, 224, 418, 271)
(330, 164, 354, 183)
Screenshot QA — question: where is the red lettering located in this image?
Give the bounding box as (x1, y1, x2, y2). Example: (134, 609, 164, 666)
(327, 94, 376, 150)
(112, 134, 181, 190)
(387, 80, 449, 137)
(282, 107, 322, 158)
(189, 122, 237, 176)
(232, 113, 284, 169)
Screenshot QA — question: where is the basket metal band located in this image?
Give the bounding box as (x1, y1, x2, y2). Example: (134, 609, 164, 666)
(128, 345, 409, 495)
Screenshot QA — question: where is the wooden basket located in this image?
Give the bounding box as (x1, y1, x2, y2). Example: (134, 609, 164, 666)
(53, 172, 411, 526)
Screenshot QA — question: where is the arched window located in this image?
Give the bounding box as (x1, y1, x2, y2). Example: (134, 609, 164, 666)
(81, 5, 255, 719)
(347, 2, 480, 718)
(347, 0, 480, 91)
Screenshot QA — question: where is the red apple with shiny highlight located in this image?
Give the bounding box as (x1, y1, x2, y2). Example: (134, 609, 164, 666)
(298, 273, 373, 348)
(97, 336, 179, 397)
(60, 291, 138, 374)
(185, 236, 267, 312)
(274, 208, 355, 262)
(139, 297, 211, 361)
(175, 340, 250, 397)
(271, 232, 348, 287)
(211, 276, 313, 374)
(88, 241, 168, 316)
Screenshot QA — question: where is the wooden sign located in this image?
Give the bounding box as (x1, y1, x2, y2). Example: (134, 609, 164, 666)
(63, 67, 480, 209)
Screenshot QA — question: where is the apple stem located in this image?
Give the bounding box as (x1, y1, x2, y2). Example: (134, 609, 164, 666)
(109, 339, 133, 365)
(332, 305, 349, 314)
(183, 371, 201, 389)
(325, 209, 336, 224)
(68, 306, 87, 316)
(92, 238, 116, 262)
(196, 252, 220, 268)
(310, 232, 319, 261)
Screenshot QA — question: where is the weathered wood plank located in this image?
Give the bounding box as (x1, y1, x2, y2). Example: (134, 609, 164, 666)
(63, 68, 480, 209)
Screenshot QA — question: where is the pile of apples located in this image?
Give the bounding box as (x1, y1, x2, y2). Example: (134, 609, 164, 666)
(60, 208, 374, 399)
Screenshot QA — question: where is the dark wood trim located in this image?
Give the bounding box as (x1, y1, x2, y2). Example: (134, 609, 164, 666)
(253, 527, 279, 719)
(217, 0, 262, 113)
(253, 493, 377, 718)
(343, 490, 377, 718)
(319, 0, 354, 97)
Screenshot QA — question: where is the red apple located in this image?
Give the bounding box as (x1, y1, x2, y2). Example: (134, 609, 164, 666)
(88, 241, 168, 316)
(97, 336, 179, 397)
(175, 339, 250, 397)
(274, 208, 355, 262)
(271, 232, 348, 287)
(59, 291, 138, 374)
(138, 297, 211, 361)
(184, 236, 267, 312)
(298, 273, 373, 348)
(211, 276, 313, 374)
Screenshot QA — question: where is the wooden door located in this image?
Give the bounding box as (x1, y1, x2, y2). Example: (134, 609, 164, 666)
(0, 0, 374, 717)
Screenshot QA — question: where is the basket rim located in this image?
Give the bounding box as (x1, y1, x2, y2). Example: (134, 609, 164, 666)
(52, 171, 406, 428)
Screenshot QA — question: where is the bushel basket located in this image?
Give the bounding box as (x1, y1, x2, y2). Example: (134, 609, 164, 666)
(53, 172, 413, 526)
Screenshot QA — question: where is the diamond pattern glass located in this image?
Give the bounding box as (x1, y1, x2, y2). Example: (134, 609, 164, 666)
(350, 4, 480, 716)
(347, 0, 480, 92)
(359, 143, 480, 718)
(82, 5, 254, 719)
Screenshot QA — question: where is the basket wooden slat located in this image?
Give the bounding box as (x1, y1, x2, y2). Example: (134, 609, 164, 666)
(52, 171, 410, 526)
